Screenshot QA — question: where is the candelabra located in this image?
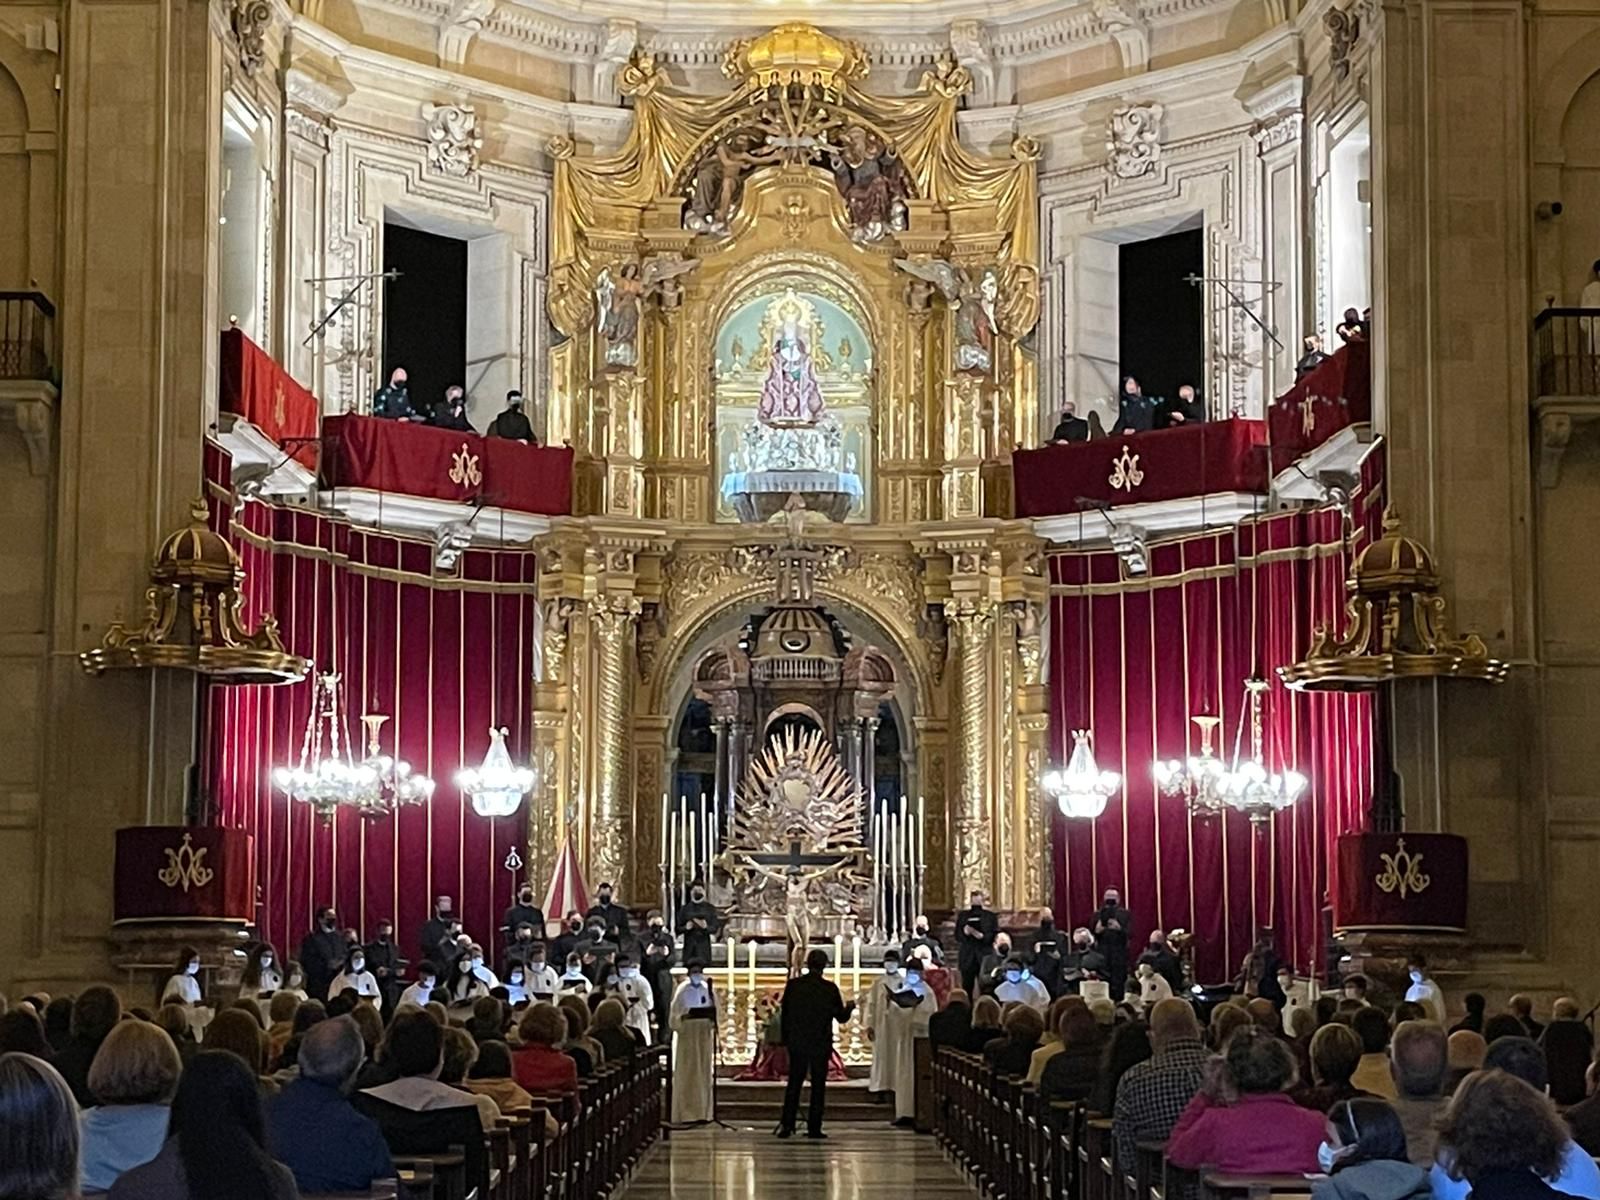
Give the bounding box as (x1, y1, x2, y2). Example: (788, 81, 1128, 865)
(273, 674, 434, 820)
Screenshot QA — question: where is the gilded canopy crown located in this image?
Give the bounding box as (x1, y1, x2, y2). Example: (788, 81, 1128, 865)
(152, 497, 243, 587)
(1348, 509, 1437, 594)
(723, 23, 868, 89)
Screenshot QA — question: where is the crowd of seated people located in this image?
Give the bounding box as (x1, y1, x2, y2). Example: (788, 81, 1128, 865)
(0, 967, 658, 1199)
(369, 368, 538, 444)
(933, 948, 1600, 1200)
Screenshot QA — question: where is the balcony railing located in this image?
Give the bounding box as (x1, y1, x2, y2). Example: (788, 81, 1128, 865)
(1534, 307, 1600, 396)
(0, 292, 55, 381)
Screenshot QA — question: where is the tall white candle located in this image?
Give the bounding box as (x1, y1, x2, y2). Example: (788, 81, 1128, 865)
(658, 793, 668, 872)
(851, 934, 861, 998)
(746, 940, 757, 991)
(833, 934, 844, 984)
(726, 937, 736, 993)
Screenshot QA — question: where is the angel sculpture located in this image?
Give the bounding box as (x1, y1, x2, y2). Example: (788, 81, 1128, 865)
(894, 259, 1001, 374)
(594, 256, 700, 369)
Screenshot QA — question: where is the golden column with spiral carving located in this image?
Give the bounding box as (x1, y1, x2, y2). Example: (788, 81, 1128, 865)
(948, 597, 996, 899)
(587, 596, 640, 892)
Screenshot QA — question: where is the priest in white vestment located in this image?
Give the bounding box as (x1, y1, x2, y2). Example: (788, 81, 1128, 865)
(865, 951, 905, 1094)
(884, 961, 938, 1125)
(670, 964, 718, 1124)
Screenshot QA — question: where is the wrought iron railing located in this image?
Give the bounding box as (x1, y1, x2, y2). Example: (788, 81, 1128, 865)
(0, 292, 55, 381)
(1534, 307, 1600, 396)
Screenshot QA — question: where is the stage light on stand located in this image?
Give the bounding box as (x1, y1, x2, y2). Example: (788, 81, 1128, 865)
(456, 727, 536, 818)
(1041, 730, 1120, 820)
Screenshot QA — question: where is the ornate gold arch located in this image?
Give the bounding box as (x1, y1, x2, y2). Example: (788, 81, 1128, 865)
(710, 245, 881, 349)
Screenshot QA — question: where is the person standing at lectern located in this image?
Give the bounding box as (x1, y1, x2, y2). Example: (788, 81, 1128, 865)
(677, 883, 721, 966)
(956, 891, 999, 997)
(1092, 888, 1132, 1000)
(777, 948, 856, 1139)
(670, 961, 717, 1125)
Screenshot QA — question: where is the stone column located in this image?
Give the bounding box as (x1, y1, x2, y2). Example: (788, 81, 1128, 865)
(948, 598, 997, 899)
(587, 595, 639, 893)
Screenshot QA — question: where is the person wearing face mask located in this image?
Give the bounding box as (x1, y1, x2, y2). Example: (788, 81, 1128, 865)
(328, 946, 381, 1004)
(558, 954, 594, 997)
(551, 912, 585, 967)
(586, 882, 632, 952)
(503, 922, 540, 970)
(956, 890, 999, 997)
(900, 914, 944, 966)
(1061, 928, 1108, 995)
(1312, 1099, 1432, 1200)
(1402, 956, 1444, 1024)
(883, 957, 938, 1127)
(300, 906, 348, 1001)
(978, 932, 1016, 996)
(520, 944, 559, 1002)
(611, 953, 656, 1044)
(397, 962, 439, 1009)
(443, 945, 498, 1018)
(641, 910, 677, 1032)
(240, 944, 284, 1007)
(576, 918, 618, 984)
(363, 920, 403, 1011)
(420, 895, 456, 965)
(1092, 888, 1133, 1000)
(163, 946, 206, 1006)
(864, 951, 905, 1097)
(502, 884, 546, 949)
(504, 964, 530, 1006)
(670, 959, 718, 1124)
(486, 390, 536, 443)
(677, 882, 722, 966)
(995, 956, 1051, 1012)
(1138, 930, 1185, 995)
(1342, 973, 1371, 1007)
(1030, 908, 1063, 998)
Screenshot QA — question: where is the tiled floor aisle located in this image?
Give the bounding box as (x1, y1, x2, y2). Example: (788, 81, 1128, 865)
(616, 1126, 979, 1198)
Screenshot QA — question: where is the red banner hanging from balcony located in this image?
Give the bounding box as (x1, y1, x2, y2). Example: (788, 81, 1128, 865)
(219, 329, 320, 468)
(1268, 339, 1371, 474)
(319, 414, 573, 516)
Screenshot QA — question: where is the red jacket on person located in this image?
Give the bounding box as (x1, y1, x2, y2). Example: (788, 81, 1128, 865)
(512, 1043, 579, 1099)
(1165, 1091, 1327, 1175)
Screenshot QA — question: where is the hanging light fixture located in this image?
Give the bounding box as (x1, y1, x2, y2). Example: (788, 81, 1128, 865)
(1041, 729, 1120, 820)
(1154, 714, 1230, 816)
(456, 727, 537, 818)
(272, 673, 433, 820)
(1218, 678, 1307, 824)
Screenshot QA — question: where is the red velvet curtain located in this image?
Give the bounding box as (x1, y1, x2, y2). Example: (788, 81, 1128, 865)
(1047, 482, 1385, 982)
(202, 446, 542, 965)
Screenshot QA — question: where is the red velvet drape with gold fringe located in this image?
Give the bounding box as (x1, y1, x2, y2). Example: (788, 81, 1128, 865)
(1047, 451, 1386, 982)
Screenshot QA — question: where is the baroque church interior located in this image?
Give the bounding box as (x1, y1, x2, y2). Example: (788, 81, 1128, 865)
(4, 0, 1600, 1194)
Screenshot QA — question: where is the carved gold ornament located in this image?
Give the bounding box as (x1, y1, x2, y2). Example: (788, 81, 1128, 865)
(1374, 838, 1430, 900)
(158, 833, 215, 893)
(1280, 508, 1508, 690)
(1109, 445, 1146, 492)
(449, 445, 483, 487)
(79, 498, 307, 685)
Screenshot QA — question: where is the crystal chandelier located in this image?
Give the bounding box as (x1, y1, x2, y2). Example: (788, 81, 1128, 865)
(455, 727, 537, 818)
(1041, 730, 1120, 820)
(272, 673, 434, 821)
(1218, 679, 1307, 824)
(1154, 714, 1230, 816)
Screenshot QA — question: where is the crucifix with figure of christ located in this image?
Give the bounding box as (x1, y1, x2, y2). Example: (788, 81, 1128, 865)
(739, 839, 857, 973)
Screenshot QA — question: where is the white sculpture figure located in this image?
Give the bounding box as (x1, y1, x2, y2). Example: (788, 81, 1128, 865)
(423, 102, 483, 178)
(593, 19, 638, 105)
(948, 19, 997, 107)
(1107, 102, 1164, 179)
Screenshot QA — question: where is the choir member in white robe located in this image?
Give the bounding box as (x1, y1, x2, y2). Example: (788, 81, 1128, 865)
(523, 954, 560, 1002)
(670, 964, 718, 1124)
(327, 948, 382, 1004)
(397, 965, 438, 1010)
(993, 959, 1051, 1012)
(866, 952, 905, 1094)
(558, 955, 593, 999)
(884, 962, 938, 1124)
(614, 955, 656, 1044)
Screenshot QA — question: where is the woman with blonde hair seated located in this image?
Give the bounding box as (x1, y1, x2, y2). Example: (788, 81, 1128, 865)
(78, 1020, 183, 1192)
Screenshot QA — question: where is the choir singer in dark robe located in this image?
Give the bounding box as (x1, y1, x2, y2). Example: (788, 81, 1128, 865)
(676, 883, 722, 966)
(955, 890, 999, 997)
(1112, 376, 1156, 434)
(1050, 403, 1090, 444)
(431, 385, 474, 432)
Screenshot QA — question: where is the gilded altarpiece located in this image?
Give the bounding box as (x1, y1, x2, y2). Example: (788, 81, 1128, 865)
(531, 24, 1053, 913)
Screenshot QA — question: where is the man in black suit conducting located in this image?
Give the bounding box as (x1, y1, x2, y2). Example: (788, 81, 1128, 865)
(777, 948, 856, 1139)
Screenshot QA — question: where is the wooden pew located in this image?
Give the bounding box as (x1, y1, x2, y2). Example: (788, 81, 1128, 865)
(1198, 1173, 1313, 1200)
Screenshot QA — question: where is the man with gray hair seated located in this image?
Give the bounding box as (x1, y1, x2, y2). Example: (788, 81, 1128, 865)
(264, 1014, 395, 1194)
(1389, 1019, 1448, 1166)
